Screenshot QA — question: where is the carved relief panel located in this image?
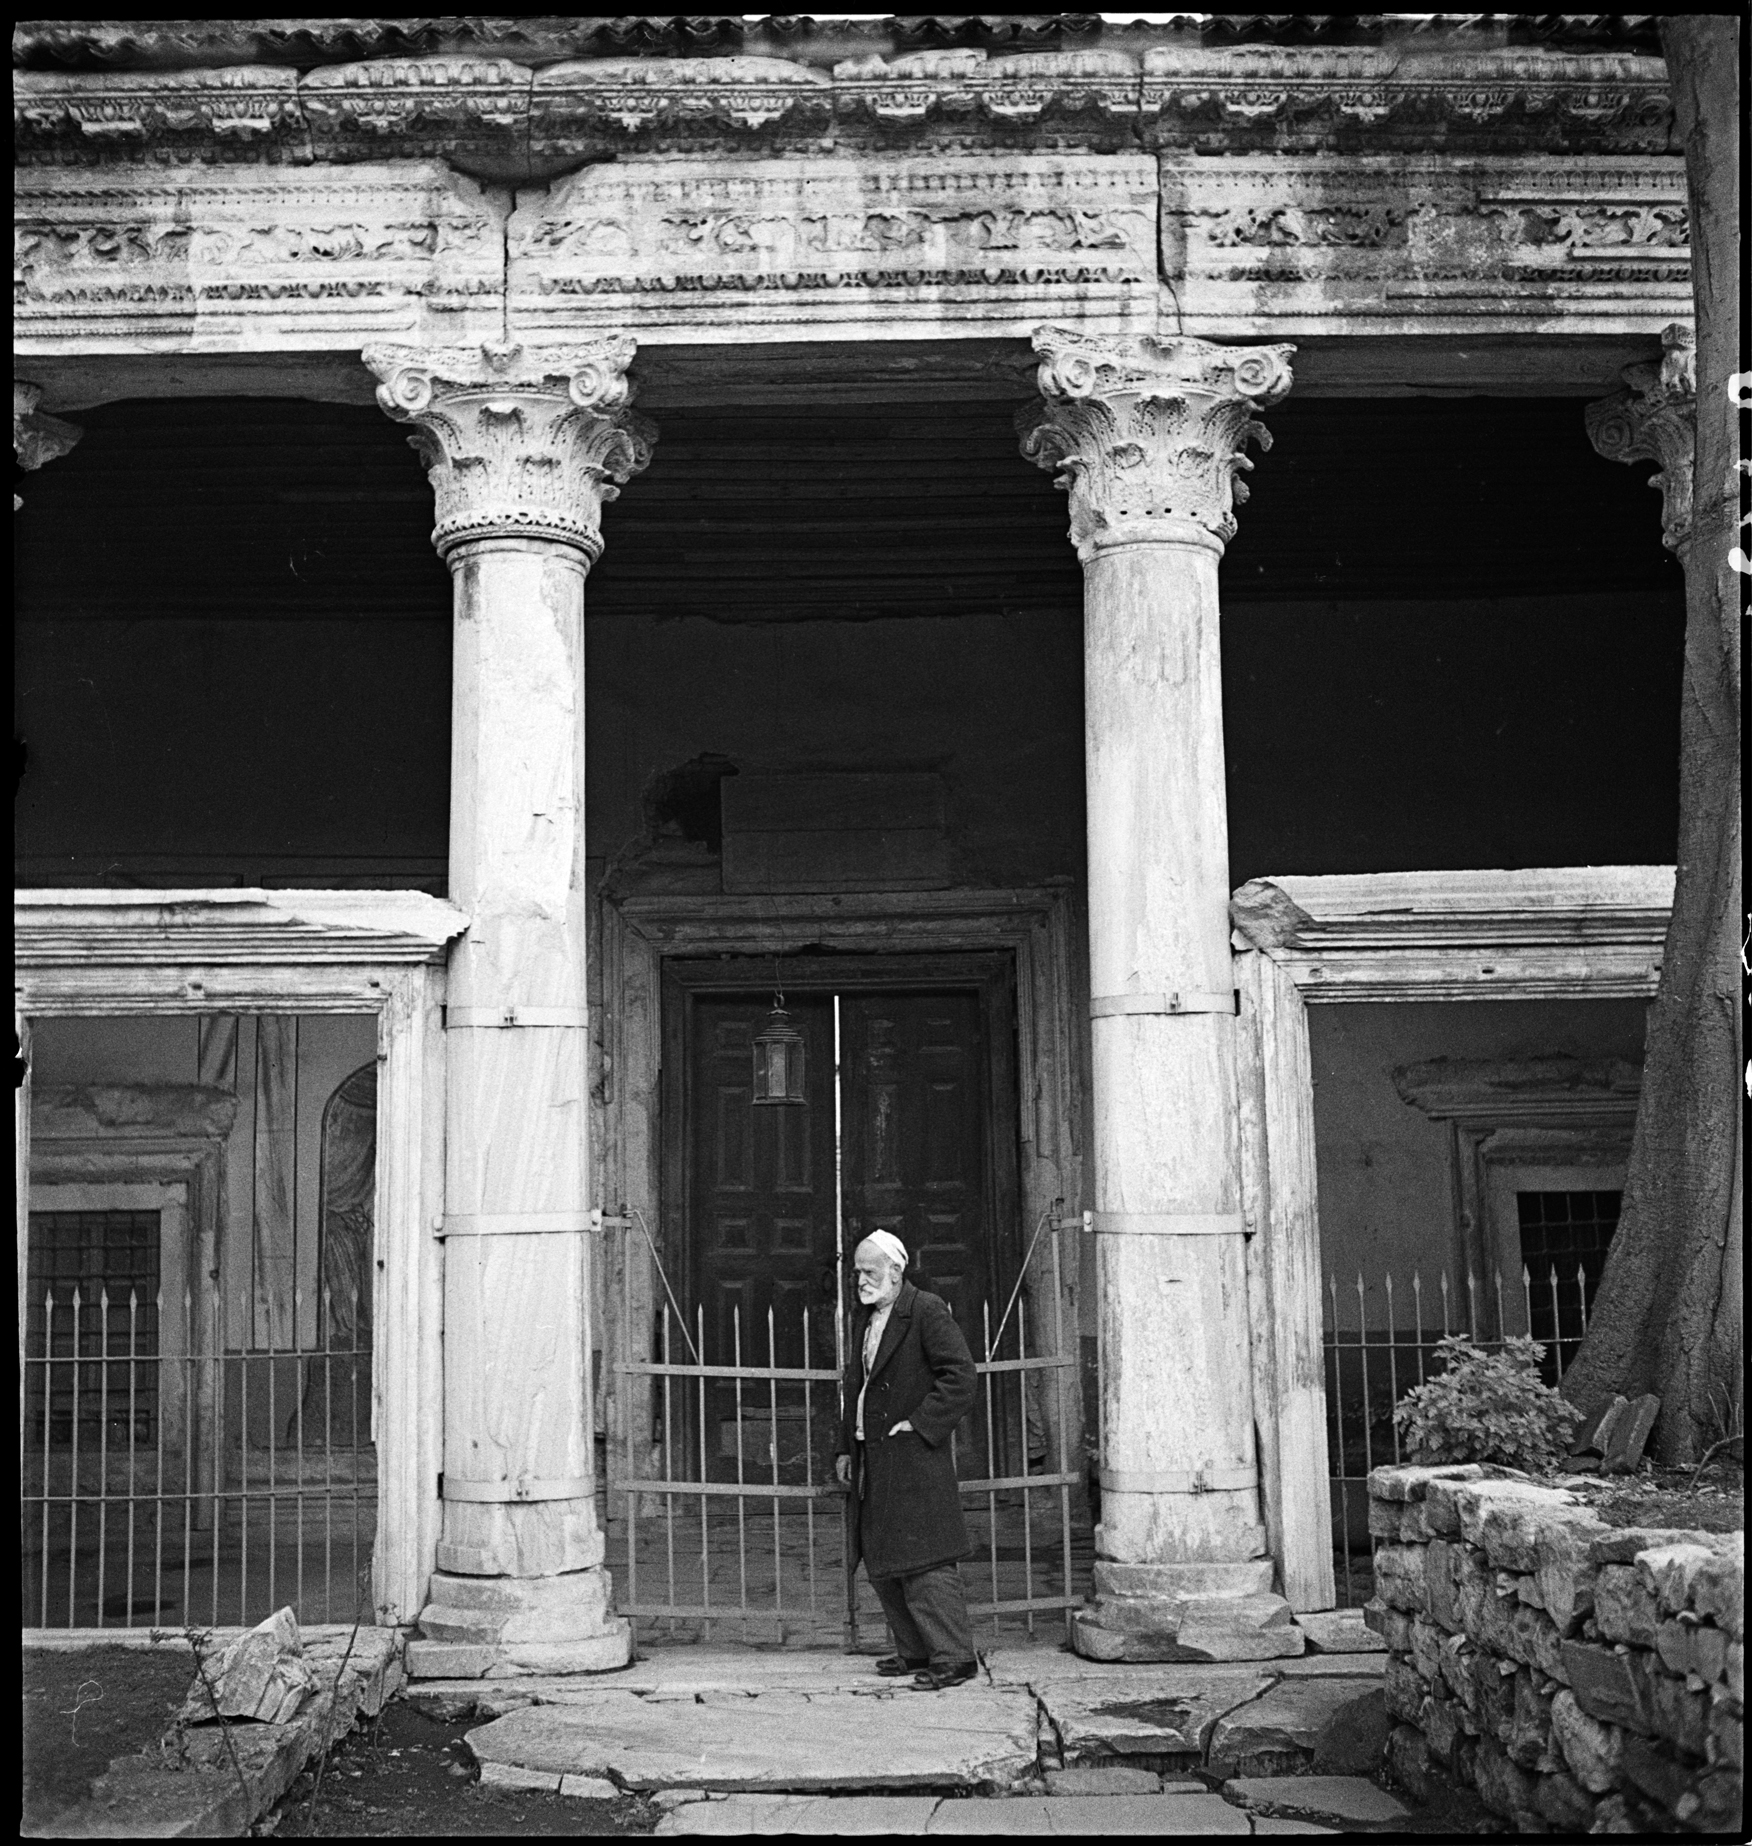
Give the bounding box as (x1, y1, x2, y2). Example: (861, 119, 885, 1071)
(507, 154, 1158, 341)
(15, 162, 504, 352)
(1160, 154, 1692, 338)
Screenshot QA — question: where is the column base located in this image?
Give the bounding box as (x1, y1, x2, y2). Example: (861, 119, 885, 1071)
(405, 1568, 632, 1679)
(1070, 1559, 1305, 1664)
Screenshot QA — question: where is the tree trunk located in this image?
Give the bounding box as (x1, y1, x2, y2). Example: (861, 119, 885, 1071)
(1561, 16, 1744, 1462)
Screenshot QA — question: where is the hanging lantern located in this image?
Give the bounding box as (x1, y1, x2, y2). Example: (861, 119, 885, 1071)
(752, 1003, 806, 1105)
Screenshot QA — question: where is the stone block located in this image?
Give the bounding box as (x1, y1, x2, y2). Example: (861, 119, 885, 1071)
(1589, 1527, 1718, 1566)
(1366, 1463, 1482, 1504)
(1686, 1546, 1746, 1640)
(1724, 1640, 1744, 1702)
(1383, 1657, 1427, 1726)
(1438, 1633, 1481, 1713)
(1450, 1543, 1495, 1634)
(1368, 1498, 1404, 1538)
(1473, 1653, 1518, 1743)
(1507, 1667, 1555, 1771)
(421, 1568, 614, 1644)
(1452, 1479, 1572, 1552)
(1473, 1734, 1539, 1823)
(1601, 1394, 1660, 1473)
(559, 1774, 621, 1799)
(1384, 1722, 1435, 1805)
(1649, 1668, 1710, 1759)
(1653, 1615, 1722, 1681)
(1294, 1609, 1385, 1654)
(1562, 1640, 1660, 1735)
(479, 1761, 563, 1792)
(1708, 1697, 1743, 1772)
(1372, 1545, 1428, 1615)
(1472, 1587, 1566, 1680)
(1534, 1767, 1598, 1831)
(1423, 1539, 1461, 1632)
(1041, 1669, 1275, 1764)
(1569, 1396, 1627, 1458)
(179, 1607, 320, 1726)
(1208, 1676, 1383, 1778)
(1534, 1519, 1605, 1637)
(1619, 1733, 1696, 1815)
(1595, 1565, 1661, 1648)
(1044, 1765, 1162, 1795)
(1092, 1559, 1274, 1600)
(1221, 1776, 1413, 1828)
(1420, 1479, 1468, 1538)
(1409, 1615, 1443, 1682)
(1552, 1687, 1624, 1793)
(1675, 1766, 1745, 1833)
(1312, 1688, 1391, 1776)
(1362, 1600, 1413, 1652)
(1424, 1692, 1464, 1768)
(1635, 1543, 1720, 1619)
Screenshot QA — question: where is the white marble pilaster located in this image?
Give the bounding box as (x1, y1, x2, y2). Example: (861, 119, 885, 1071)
(364, 338, 654, 1673)
(1020, 328, 1304, 1661)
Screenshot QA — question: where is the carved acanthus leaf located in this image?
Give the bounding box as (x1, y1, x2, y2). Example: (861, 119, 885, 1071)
(1583, 321, 1696, 550)
(1016, 327, 1293, 557)
(361, 340, 656, 561)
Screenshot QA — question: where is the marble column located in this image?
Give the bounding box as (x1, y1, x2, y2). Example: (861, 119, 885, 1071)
(364, 339, 654, 1674)
(1019, 328, 1303, 1662)
(14, 381, 82, 510)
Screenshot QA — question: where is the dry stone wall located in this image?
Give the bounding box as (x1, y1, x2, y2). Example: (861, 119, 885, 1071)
(1366, 1463, 1742, 1834)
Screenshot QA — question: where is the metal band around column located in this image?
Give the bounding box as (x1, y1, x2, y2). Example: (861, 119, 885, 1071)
(445, 1006, 589, 1029)
(1090, 991, 1239, 1018)
(1099, 1464, 1259, 1495)
(444, 1476, 592, 1503)
(438, 1211, 597, 1239)
(1091, 1211, 1249, 1238)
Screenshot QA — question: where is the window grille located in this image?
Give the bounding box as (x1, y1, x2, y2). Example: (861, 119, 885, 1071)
(1515, 1190, 1621, 1380)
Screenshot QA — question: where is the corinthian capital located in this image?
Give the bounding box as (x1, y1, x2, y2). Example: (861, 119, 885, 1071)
(14, 381, 83, 510)
(1016, 328, 1294, 559)
(1584, 323, 1696, 552)
(362, 339, 655, 562)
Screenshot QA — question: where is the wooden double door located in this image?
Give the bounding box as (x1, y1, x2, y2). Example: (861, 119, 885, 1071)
(662, 956, 1019, 1486)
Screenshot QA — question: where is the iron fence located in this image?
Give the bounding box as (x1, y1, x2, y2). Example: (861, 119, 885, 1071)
(608, 1218, 1086, 1645)
(20, 1282, 375, 1631)
(1323, 1260, 1595, 1608)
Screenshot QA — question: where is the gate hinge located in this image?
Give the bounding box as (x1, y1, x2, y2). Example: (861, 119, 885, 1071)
(1051, 1210, 1095, 1233)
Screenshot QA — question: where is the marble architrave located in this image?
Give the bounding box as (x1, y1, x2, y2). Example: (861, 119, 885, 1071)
(1161, 154, 1693, 339)
(14, 162, 503, 353)
(507, 154, 1158, 343)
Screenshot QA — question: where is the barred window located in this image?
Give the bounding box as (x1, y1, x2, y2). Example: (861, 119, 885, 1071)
(1516, 1190, 1621, 1381)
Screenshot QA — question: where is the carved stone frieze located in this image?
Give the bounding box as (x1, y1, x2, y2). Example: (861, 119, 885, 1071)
(1160, 155, 1693, 339)
(362, 340, 656, 562)
(15, 163, 504, 352)
(13, 45, 1675, 169)
(13, 379, 82, 510)
(1016, 328, 1294, 558)
(507, 154, 1156, 342)
(1584, 323, 1697, 551)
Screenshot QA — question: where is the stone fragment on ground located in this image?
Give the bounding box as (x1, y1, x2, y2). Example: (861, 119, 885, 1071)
(1207, 1677, 1389, 1777)
(1295, 1608, 1388, 1654)
(1041, 1764, 1178, 1794)
(178, 1607, 320, 1725)
(1036, 1668, 1275, 1762)
(465, 1686, 1039, 1791)
(1222, 1773, 1416, 1827)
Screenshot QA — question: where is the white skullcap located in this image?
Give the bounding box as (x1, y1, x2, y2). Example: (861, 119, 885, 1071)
(859, 1229, 908, 1271)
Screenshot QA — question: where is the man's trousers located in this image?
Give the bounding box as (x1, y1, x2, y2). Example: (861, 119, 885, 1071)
(867, 1561, 975, 1672)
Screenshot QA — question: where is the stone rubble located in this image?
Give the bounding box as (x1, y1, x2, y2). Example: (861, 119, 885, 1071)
(1367, 1461, 1744, 1835)
(178, 1606, 321, 1725)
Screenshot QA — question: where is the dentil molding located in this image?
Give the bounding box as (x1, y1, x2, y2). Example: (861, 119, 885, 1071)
(362, 339, 657, 561)
(1017, 326, 1294, 557)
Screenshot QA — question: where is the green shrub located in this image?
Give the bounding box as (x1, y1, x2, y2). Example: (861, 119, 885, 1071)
(1393, 1334, 1583, 1472)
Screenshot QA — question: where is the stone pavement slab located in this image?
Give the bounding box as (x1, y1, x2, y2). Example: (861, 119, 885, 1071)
(466, 1686, 1040, 1792)
(1295, 1610, 1387, 1654)
(931, 1793, 1251, 1834)
(1043, 1764, 1165, 1794)
(1037, 1670, 1275, 1760)
(1274, 1654, 1386, 1679)
(1252, 1820, 1339, 1835)
(655, 1794, 939, 1835)
(1207, 1677, 1388, 1777)
(1223, 1775, 1415, 1827)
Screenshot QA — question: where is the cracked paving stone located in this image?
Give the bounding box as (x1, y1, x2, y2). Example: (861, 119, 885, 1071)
(1223, 1775, 1415, 1827)
(1037, 1670, 1277, 1761)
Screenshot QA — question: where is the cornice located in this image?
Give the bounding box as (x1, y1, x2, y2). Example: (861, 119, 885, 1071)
(1393, 1054, 1643, 1128)
(13, 43, 1675, 169)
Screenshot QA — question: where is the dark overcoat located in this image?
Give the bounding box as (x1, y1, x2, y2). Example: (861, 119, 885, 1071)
(839, 1281, 977, 1580)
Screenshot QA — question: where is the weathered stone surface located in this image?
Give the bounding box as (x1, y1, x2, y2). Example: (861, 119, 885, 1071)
(179, 1607, 320, 1725)
(1435, 1631, 1479, 1711)
(1284, 1617, 1380, 1661)
(1620, 1732, 1702, 1815)
(655, 1792, 939, 1836)
(1249, 1821, 1338, 1836)
(1313, 1688, 1392, 1776)
(1451, 1479, 1572, 1551)
(1641, 1540, 1746, 1638)
(1648, 1668, 1710, 1759)
(1368, 1498, 1403, 1539)
(1675, 1766, 1745, 1833)
(1043, 1670, 1274, 1762)
(1422, 1539, 1462, 1632)
(1383, 1656, 1426, 1726)
(421, 1568, 614, 1644)
(1472, 1653, 1518, 1743)
(1206, 1676, 1381, 1777)
(1533, 1518, 1607, 1635)
(1093, 1560, 1274, 1600)
(1408, 1615, 1442, 1682)
(466, 1689, 1040, 1792)
(1722, 1639, 1743, 1702)
(1372, 1545, 1427, 1615)
(1362, 1600, 1413, 1651)
(559, 1773, 622, 1799)
(1221, 1774, 1414, 1826)
(931, 1793, 1251, 1835)
(1534, 1767, 1598, 1830)
(1275, 1654, 1386, 1679)
(1043, 1765, 1162, 1795)
(1588, 1527, 1719, 1565)
(480, 1760, 563, 1792)
(1595, 1564, 1661, 1647)
(1561, 1640, 1657, 1735)
(1709, 1697, 1743, 1772)
(1506, 1667, 1555, 1770)
(1552, 1687, 1625, 1792)
(1600, 1394, 1660, 1474)
(1366, 1464, 1482, 1504)
(407, 1631, 634, 1678)
(1472, 1734, 1538, 1822)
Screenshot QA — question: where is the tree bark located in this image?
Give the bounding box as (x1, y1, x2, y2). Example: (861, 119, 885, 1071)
(1561, 16, 1744, 1461)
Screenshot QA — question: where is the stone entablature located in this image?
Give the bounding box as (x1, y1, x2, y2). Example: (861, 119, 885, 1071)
(1366, 1464, 1743, 1834)
(14, 46, 1673, 171)
(15, 151, 1689, 357)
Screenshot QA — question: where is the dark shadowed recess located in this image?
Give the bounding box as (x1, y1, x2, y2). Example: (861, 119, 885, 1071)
(14, 395, 1681, 888)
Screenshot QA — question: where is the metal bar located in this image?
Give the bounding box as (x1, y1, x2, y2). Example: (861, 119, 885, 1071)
(238, 1289, 250, 1625)
(1051, 1224, 1072, 1644)
(1329, 1271, 1348, 1608)
(126, 1288, 139, 1626)
(1548, 1265, 1564, 1382)
(967, 1355, 1077, 1376)
(322, 1284, 334, 1626)
(767, 1306, 782, 1617)
(267, 1288, 278, 1616)
(803, 1301, 817, 1624)
(619, 1360, 839, 1383)
(697, 1303, 709, 1623)
(1384, 1272, 1400, 1464)
(69, 1287, 82, 1629)
(1019, 1290, 1035, 1639)
(733, 1305, 747, 1621)
(1356, 1273, 1374, 1483)
(983, 1298, 998, 1640)
(966, 1596, 1080, 1616)
(97, 1286, 112, 1627)
(662, 1306, 676, 1634)
(350, 1284, 363, 1621)
(623, 1482, 845, 1503)
(624, 1228, 637, 1634)
(40, 1290, 54, 1629)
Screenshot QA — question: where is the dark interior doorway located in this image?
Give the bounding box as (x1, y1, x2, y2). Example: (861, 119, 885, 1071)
(661, 954, 1021, 1487)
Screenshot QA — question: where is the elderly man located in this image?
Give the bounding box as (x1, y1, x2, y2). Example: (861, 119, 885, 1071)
(834, 1230, 979, 1690)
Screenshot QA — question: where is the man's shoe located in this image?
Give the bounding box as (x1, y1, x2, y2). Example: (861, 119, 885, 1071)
(875, 1655, 929, 1677)
(910, 1660, 979, 1691)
